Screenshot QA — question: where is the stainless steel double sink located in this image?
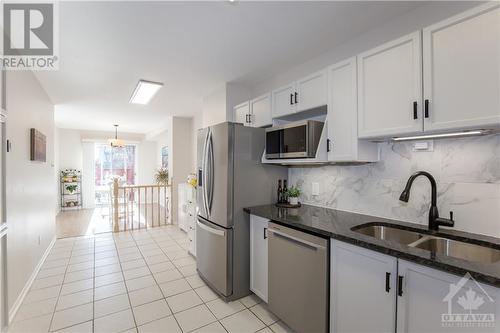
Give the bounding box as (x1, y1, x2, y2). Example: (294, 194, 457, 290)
(352, 224, 500, 264)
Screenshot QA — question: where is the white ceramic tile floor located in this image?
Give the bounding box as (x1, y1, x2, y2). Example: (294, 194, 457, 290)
(9, 225, 292, 333)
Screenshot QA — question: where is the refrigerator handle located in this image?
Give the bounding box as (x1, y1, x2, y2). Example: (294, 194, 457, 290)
(207, 130, 214, 214)
(202, 130, 210, 217)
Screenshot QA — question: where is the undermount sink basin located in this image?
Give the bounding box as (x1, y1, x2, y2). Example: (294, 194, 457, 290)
(352, 223, 500, 264)
(412, 237, 500, 264)
(353, 224, 424, 245)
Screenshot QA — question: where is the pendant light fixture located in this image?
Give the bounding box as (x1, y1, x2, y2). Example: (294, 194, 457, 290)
(109, 124, 125, 148)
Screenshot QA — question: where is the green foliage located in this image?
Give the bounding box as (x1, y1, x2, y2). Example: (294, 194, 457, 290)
(65, 184, 78, 193)
(287, 185, 301, 198)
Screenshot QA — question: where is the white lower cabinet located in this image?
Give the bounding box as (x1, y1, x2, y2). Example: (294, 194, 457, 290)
(331, 241, 500, 333)
(250, 215, 269, 302)
(396, 260, 500, 333)
(331, 240, 397, 333)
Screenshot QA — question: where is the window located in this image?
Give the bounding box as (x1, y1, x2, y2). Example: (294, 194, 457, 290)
(94, 144, 137, 186)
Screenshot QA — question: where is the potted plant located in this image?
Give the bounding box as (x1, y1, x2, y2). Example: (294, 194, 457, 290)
(65, 184, 78, 194)
(155, 168, 169, 185)
(287, 185, 301, 205)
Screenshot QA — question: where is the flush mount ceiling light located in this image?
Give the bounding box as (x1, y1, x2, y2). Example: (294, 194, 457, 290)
(109, 124, 125, 148)
(129, 79, 163, 105)
(392, 130, 487, 142)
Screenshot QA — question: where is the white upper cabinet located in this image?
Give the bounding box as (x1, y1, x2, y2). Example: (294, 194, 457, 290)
(331, 240, 397, 333)
(233, 101, 251, 126)
(271, 83, 296, 118)
(423, 3, 500, 132)
(357, 32, 423, 139)
(249, 93, 272, 128)
(327, 58, 378, 162)
(272, 70, 328, 118)
(295, 69, 328, 113)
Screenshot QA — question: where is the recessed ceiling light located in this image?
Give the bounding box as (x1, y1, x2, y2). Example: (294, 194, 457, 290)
(392, 130, 487, 142)
(129, 80, 163, 105)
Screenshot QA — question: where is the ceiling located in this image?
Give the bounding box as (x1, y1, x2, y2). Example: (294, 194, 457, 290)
(36, 1, 428, 134)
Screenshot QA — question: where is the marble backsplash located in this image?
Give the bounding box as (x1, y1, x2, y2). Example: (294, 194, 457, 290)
(289, 134, 500, 237)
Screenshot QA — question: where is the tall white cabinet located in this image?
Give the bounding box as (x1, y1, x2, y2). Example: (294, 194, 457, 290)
(249, 215, 269, 302)
(357, 31, 423, 139)
(327, 58, 378, 162)
(422, 3, 500, 132)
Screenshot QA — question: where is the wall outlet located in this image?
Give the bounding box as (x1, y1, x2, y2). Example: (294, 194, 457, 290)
(38, 235, 41, 245)
(312, 182, 320, 196)
(412, 140, 434, 152)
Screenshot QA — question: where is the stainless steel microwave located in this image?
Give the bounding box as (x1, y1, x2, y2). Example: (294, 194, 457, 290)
(265, 120, 324, 159)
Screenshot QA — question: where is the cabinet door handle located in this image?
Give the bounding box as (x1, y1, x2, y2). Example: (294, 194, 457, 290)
(413, 101, 418, 120)
(263, 227, 267, 239)
(294, 92, 298, 104)
(327, 139, 331, 152)
(424, 99, 430, 118)
(385, 272, 391, 293)
(290, 93, 294, 105)
(397, 275, 404, 296)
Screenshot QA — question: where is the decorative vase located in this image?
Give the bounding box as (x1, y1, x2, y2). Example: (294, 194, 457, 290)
(289, 197, 299, 205)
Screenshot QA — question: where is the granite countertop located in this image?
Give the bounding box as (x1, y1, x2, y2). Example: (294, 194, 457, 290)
(244, 204, 500, 288)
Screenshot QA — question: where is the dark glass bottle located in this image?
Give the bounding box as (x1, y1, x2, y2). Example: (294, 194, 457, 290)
(283, 180, 288, 203)
(277, 180, 282, 203)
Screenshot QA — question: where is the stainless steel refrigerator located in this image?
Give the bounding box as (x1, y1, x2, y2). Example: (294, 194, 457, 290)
(196, 122, 287, 301)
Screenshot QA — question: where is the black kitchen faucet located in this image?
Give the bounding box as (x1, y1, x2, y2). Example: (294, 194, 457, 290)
(399, 171, 454, 231)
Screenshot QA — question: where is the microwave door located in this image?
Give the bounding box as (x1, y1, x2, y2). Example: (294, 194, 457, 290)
(265, 130, 281, 159)
(282, 124, 308, 158)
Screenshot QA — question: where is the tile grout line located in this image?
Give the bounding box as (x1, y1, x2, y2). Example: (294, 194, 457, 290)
(92, 235, 96, 333)
(114, 231, 140, 332)
(46, 238, 76, 332)
(134, 228, 184, 331)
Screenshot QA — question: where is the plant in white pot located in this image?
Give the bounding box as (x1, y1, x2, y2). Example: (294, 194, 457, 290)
(287, 186, 301, 205)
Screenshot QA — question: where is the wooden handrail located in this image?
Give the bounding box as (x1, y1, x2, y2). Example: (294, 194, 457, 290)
(111, 178, 171, 232)
(119, 184, 171, 189)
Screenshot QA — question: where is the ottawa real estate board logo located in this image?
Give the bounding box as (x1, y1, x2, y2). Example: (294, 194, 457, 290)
(1, 1, 59, 70)
(442, 273, 496, 329)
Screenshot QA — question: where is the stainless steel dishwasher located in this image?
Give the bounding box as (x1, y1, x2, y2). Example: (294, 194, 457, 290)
(267, 222, 329, 333)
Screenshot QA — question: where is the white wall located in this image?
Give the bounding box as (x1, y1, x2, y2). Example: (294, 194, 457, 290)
(137, 140, 157, 185)
(202, 84, 227, 127)
(202, 83, 250, 127)
(56, 128, 152, 208)
(57, 128, 82, 171)
(170, 117, 194, 224)
(6, 70, 56, 314)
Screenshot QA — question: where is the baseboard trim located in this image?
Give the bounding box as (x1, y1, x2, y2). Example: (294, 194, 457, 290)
(8, 236, 57, 324)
